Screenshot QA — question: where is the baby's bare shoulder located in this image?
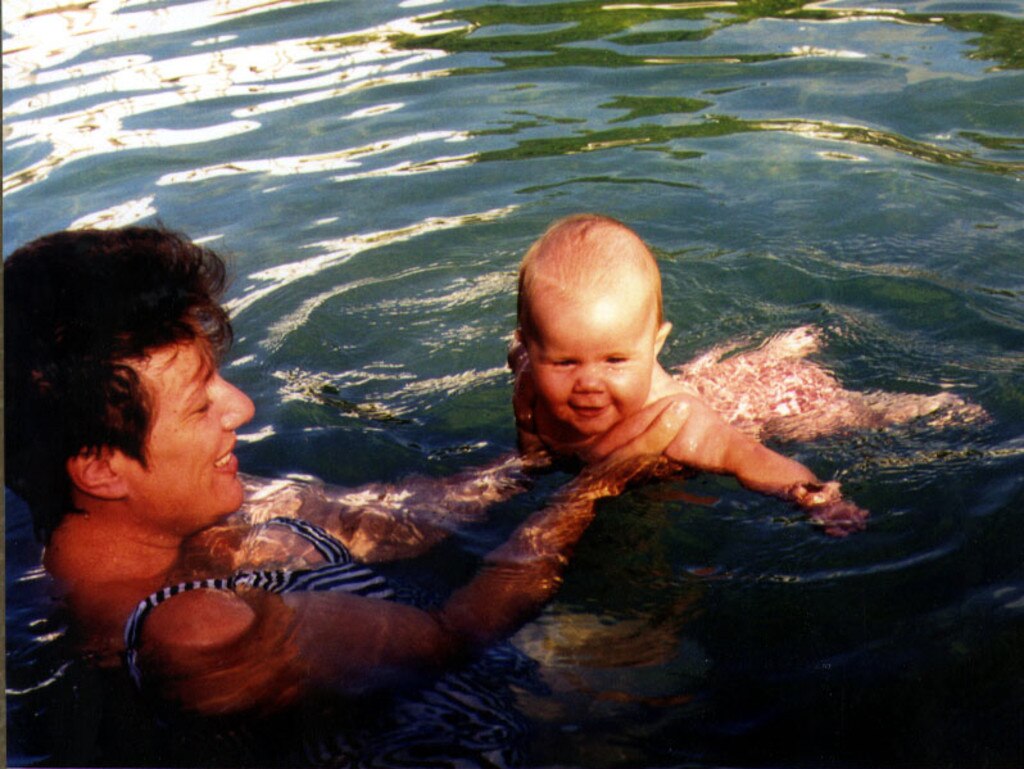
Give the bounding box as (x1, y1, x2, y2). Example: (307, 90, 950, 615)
(647, 364, 690, 403)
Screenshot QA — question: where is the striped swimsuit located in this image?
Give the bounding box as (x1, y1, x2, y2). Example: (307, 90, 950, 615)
(124, 516, 391, 686)
(122, 516, 537, 767)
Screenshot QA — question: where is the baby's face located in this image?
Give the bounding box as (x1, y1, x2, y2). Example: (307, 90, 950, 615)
(523, 279, 669, 444)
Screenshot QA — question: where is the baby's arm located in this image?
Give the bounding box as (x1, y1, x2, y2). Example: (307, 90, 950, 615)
(583, 395, 867, 536)
(663, 395, 816, 490)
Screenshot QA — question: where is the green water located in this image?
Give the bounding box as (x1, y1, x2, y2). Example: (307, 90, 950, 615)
(5, 0, 1024, 766)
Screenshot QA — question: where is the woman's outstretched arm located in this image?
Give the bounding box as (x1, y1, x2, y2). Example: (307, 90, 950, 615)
(136, 403, 684, 715)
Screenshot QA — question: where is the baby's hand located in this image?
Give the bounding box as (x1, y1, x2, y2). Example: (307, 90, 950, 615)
(789, 481, 869, 537)
(808, 499, 869, 537)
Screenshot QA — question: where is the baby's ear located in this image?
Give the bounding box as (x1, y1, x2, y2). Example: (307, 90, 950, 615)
(509, 328, 529, 370)
(66, 448, 130, 501)
(654, 321, 672, 354)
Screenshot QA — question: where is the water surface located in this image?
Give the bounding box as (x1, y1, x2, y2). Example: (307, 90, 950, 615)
(4, 0, 1024, 766)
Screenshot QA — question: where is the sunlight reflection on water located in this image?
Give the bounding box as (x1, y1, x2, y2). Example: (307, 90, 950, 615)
(3, 0, 469, 197)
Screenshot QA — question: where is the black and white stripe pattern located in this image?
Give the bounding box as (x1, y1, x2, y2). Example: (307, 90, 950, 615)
(267, 516, 351, 564)
(124, 517, 391, 687)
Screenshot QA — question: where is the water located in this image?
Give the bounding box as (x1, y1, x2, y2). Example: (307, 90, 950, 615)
(4, 0, 1024, 766)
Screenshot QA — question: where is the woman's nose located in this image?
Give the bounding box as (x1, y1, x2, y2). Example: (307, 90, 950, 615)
(218, 377, 256, 431)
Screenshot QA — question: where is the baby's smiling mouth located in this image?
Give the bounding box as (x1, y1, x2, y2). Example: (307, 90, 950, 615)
(571, 403, 608, 419)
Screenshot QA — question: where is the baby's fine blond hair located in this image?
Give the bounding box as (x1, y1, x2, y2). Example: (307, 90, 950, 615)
(517, 214, 664, 335)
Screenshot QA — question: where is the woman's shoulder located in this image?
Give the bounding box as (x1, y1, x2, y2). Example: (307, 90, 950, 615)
(45, 513, 174, 586)
(141, 587, 257, 653)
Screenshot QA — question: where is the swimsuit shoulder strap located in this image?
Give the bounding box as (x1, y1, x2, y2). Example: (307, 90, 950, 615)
(264, 516, 351, 564)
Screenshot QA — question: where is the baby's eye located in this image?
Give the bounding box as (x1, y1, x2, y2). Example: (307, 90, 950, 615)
(607, 356, 629, 364)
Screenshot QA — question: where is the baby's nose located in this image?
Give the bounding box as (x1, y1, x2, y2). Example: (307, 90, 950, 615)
(573, 367, 603, 391)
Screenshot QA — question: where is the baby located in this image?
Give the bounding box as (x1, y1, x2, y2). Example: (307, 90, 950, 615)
(508, 214, 980, 535)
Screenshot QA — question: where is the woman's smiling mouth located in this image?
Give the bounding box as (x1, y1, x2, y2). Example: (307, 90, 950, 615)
(213, 450, 235, 470)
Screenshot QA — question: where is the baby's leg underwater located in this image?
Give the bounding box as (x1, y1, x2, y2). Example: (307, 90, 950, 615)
(674, 326, 986, 440)
(759, 324, 822, 358)
(676, 325, 820, 379)
(859, 390, 987, 428)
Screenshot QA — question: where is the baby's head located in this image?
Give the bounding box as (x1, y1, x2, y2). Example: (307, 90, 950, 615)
(516, 214, 672, 441)
(517, 213, 664, 335)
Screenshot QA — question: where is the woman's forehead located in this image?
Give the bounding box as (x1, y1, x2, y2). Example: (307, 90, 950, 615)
(133, 339, 215, 391)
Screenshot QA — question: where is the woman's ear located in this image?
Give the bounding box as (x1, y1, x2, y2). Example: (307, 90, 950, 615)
(66, 448, 130, 501)
(654, 321, 673, 355)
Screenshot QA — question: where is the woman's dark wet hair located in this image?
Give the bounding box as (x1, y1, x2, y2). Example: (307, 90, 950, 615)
(4, 226, 233, 541)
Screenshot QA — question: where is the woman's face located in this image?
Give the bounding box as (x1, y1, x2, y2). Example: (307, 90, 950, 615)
(115, 340, 255, 537)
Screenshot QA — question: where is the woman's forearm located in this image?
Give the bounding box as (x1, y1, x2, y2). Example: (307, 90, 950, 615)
(436, 454, 669, 649)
